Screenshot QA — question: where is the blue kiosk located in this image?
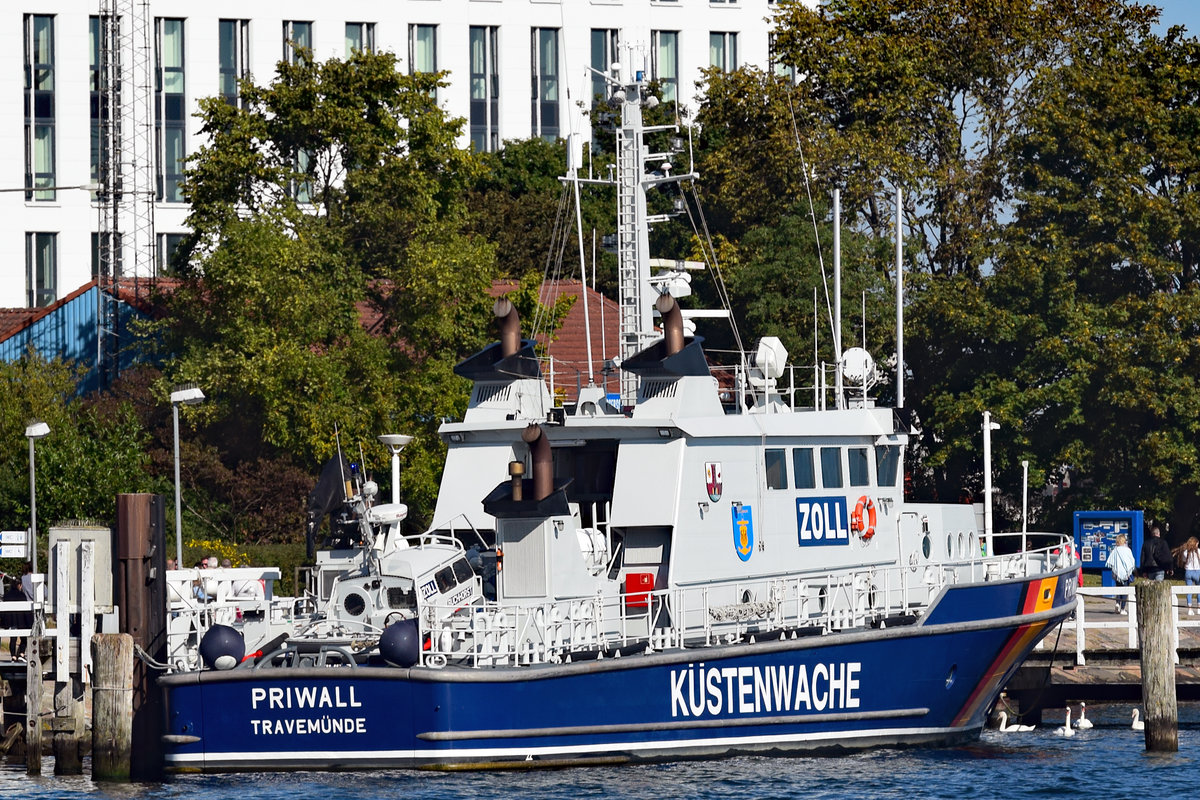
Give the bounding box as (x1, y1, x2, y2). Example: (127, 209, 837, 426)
(1073, 510, 1143, 587)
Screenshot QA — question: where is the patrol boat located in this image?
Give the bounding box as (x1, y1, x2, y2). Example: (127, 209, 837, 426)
(158, 61, 1078, 772)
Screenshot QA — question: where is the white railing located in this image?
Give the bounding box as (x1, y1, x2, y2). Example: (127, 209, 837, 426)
(0, 575, 44, 656)
(420, 538, 1073, 668)
(1066, 585, 1200, 666)
(166, 567, 284, 670)
(157, 537, 1075, 671)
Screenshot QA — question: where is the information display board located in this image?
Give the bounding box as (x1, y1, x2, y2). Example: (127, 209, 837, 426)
(1073, 510, 1143, 587)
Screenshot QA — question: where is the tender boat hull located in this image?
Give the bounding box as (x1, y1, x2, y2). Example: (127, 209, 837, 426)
(160, 568, 1075, 772)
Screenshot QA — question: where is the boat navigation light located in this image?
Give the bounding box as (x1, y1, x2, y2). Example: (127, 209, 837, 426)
(644, 95, 659, 109)
(378, 434, 414, 504)
(611, 89, 627, 104)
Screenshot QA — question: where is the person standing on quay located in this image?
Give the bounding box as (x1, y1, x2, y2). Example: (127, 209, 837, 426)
(1173, 536, 1200, 614)
(1106, 533, 1136, 615)
(1141, 525, 1173, 581)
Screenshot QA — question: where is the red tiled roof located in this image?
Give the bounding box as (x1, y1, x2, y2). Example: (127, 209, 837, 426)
(527, 279, 621, 398)
(3, 276, 620, 401)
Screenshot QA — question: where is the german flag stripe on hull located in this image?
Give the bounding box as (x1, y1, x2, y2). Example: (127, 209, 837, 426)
(950, 576, 1059, 727)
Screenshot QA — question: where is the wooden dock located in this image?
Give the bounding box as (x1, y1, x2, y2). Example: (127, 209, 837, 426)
(1004, 585, 1200, 719)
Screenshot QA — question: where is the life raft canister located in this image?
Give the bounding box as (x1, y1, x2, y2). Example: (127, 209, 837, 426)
(851, 496, 877, 541)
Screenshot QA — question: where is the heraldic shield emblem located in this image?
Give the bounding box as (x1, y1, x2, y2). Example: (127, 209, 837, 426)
(705, 461, 722, 502)
(732, 504, 754, 562)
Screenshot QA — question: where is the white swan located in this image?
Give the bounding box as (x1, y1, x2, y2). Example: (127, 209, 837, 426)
(1075, 702, 1094, 730)
(1132, 708, 1145, 731)
(1053, 707, 1075, 737)
(997, 711, 1035, 733)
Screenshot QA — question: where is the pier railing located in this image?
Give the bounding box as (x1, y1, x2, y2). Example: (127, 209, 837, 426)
(1066, 585, 1200, 666)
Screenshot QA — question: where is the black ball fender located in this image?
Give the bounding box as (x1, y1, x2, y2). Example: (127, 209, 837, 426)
(200, 624, 246, 670)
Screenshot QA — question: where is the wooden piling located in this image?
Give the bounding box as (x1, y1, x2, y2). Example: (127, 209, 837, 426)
(52, 676, 83, 774)
(1135, 578, 1178, 751)
(115, 494, 168, 780)
(25, 615, 42, 774)
(91, 633, 133, 780)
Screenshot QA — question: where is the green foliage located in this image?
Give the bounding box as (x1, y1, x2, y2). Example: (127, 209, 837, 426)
(155, 49, 501, 534)
(0, 353, 153, 562)
(771, 0, 1158, 277)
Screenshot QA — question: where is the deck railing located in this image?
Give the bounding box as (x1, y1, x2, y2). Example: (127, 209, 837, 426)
(420, 537, 1073, 668)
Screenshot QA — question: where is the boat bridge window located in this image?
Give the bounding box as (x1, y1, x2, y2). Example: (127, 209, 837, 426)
(434, 566, 457, 593)
(792, 448, 815, 489)
(876, 445, 900, 487)
(848, 447, 870, 487)
(387, 586, 416, 609)
(820, 447, 843, 488)
(765, 448, 787, 489)
(558, 440, 618, 528)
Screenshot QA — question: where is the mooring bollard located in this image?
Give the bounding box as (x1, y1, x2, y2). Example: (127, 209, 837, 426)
(1135, 578, 1178, 752)
(92, 633, 134, 780)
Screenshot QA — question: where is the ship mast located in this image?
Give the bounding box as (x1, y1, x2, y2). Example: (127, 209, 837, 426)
(608, 60, 696, 406)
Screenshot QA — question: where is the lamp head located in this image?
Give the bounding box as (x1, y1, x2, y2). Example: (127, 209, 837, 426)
(170, 385, 206, 406)
(378, 434, 413, 453)
(25, 420, 50, 439)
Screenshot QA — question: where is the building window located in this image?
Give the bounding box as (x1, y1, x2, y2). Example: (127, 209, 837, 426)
(93, 231, 122, 282)
(290, 149, 312, 204)
(820, 447, 843, 489)
(219, 19, 250, 107)
(24, 14, 56, 202)
(769, 32, 795, 82)
(469, 26, 499, 152)
(26, 233, 57, 308)
(710, 32, 738, 71)
(156, 18, 186, 203)
(410, 24, 437, 73)
(531, 28, 560, 141)
(90, 16, 105, 189)
(158, 233, 186, 276)
(591, 29, 619, 101)
(652, 30, 678, 104)
(284, 21, 313, 64)
(346, 22, 375, 58)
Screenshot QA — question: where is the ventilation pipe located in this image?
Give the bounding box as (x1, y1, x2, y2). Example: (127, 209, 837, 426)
(494, 297, 520, 358)
(522, 424, 553, 502)
(656, 293, 685, 356)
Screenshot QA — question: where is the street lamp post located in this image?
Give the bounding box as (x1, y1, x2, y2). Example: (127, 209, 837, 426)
(25, 421, 50, 574)
(171, 386, 205, 568)
(378, 434, 414, 504)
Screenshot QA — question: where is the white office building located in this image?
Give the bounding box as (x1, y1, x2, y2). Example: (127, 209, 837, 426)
(2, 1, 790, 309)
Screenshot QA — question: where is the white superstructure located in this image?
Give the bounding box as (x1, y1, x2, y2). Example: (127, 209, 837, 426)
(1, 1, 793, 309)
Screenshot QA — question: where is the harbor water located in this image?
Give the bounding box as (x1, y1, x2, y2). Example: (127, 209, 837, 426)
(3, 704, 1197, 799)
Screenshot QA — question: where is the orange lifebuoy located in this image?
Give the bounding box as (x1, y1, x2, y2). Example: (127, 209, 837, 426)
(851, 496, 877, 540)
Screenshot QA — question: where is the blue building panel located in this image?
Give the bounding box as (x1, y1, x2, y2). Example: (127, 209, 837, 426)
(0, 283, 147, 394)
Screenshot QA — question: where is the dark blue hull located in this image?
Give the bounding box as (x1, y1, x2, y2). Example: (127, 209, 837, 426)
(160, 569, 1075, 771)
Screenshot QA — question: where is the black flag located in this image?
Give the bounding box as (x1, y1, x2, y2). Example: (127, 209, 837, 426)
(305, 452, 351, 561)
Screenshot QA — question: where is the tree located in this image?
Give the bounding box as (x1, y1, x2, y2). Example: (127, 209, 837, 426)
(770, 0, 1158, 278)
(982, 21, 1200, 536)
(158, 50, 500, 530)
(0, 353, 153, 569)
